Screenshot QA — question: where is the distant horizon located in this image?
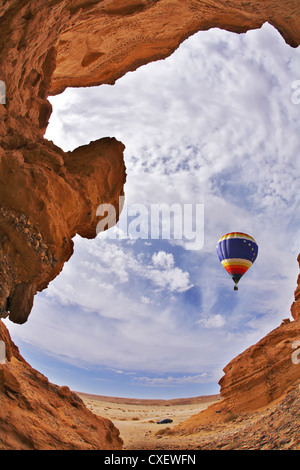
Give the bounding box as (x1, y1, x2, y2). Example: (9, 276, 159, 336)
(75, 390, 220, 402)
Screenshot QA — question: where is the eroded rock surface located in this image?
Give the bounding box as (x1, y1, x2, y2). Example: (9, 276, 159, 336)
(218, 320, 300, 412)
(217, 252, 300, 413)
(172, 256, 300, 437)
(170, 379, 300, 450)
(0, 320, 123, 450)
(0, 137, 125, 323)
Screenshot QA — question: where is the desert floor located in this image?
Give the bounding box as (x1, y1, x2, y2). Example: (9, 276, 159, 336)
(77, 392, 220, 450)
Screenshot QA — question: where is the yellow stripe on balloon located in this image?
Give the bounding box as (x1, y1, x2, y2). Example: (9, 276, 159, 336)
(218, 232, 257, 244)
(221, 258, 253, 268)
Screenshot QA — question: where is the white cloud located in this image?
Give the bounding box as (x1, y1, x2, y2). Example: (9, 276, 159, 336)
(152, 251, 175, 269)
(198, 314, 225, 329)
(133, 373, 212, 387)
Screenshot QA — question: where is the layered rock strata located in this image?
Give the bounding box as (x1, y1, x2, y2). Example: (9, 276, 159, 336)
(217, 253, 300, 413)
(172, 255, 300, 435)
(218, 319, 300, 412)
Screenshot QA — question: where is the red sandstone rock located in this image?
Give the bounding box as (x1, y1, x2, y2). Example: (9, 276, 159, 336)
(50, 0, 300, 96)
(0, 137, 126, 323)
(173, 257, 300, 435)
(210, 248, 300, 415)
(171, 379, 300, 450)
(218, 320, 300, 412)
(0, 320, 123, 450)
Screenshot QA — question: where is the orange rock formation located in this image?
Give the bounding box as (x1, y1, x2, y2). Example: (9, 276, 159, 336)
(0, 0, 300, 449)
(217, 254, 300, 413)
(172, 256, 300, 436)
(0, 319, 123, 449)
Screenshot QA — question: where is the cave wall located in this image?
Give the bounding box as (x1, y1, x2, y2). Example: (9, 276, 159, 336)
(0, 319, 123, 449)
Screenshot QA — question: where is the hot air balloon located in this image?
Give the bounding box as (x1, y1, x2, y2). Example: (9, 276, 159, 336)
(216, 232, 258, 290)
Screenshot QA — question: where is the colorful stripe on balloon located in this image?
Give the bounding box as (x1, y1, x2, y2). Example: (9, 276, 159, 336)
(218, 232, 257, 243)
(216, 232, 258, 265)
(216, 232, 258, 285)
(221, 258, 252, 276)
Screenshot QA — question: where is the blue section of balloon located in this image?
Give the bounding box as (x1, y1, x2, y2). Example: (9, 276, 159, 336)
(216, 237, 258, 263)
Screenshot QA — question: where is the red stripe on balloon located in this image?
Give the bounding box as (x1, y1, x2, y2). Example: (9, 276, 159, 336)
(225, 266, 249, 275)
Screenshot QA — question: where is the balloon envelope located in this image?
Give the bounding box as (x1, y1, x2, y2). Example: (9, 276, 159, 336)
(216, 232, 258, 288)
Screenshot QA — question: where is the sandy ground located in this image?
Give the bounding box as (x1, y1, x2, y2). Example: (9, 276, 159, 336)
(77, 392, 220, 450)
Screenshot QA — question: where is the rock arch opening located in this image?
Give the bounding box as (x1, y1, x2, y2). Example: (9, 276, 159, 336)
(4, 22, 300, 399)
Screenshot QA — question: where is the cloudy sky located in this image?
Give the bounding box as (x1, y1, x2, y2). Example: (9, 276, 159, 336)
(5, 23, 300, 399)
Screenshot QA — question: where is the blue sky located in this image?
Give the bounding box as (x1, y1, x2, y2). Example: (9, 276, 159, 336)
(4, 23, 300, 399)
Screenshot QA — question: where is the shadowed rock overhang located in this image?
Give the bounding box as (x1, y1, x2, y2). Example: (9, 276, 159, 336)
(0, 0, 299, 324)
